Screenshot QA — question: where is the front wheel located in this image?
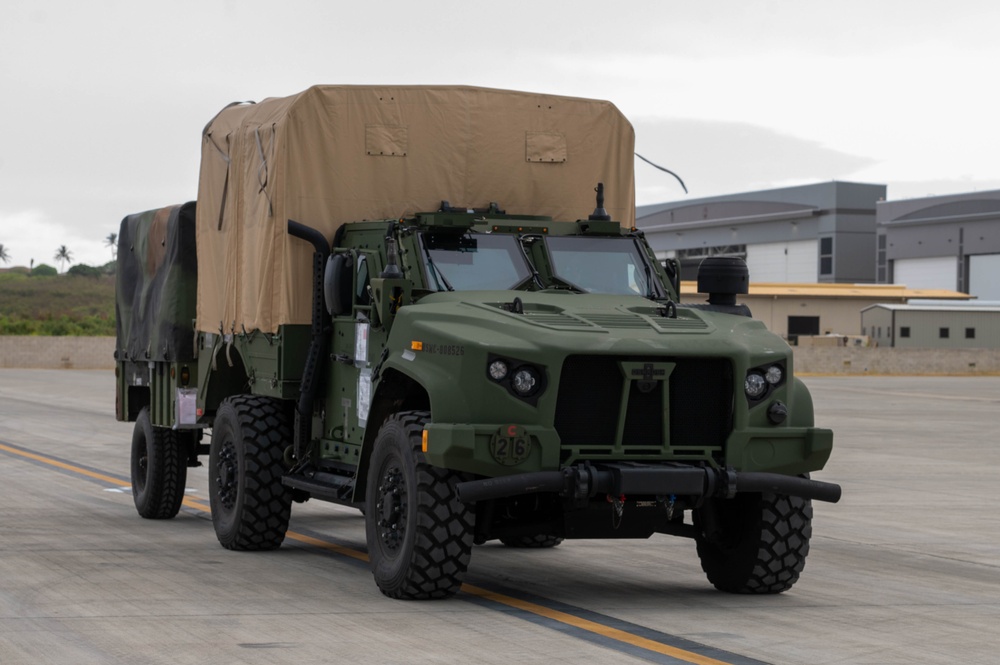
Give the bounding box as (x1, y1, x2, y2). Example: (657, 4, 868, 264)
(131, 407, 187, 519)
(694, 489, 812, 594)
(208, 395, 293, 551)
(365, 411, 475, 599)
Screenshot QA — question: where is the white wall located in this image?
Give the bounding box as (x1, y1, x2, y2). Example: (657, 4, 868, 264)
(969, 254, 1000, 300)
(746, 240, 817, 282)
(892, 256, 957, 290)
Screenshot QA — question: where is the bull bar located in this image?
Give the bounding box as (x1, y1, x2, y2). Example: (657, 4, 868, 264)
(455, 462, 842, 504)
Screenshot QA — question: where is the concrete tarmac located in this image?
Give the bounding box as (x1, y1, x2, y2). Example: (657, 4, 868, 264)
(0, 370, 997, 665)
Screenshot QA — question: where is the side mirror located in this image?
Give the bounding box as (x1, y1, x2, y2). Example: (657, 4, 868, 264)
(663, 258, 681, 298)
(324, 253, 353, 316)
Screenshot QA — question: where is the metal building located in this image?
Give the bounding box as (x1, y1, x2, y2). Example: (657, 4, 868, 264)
(681, 282, 970, 343)
(637, 181, 886, 284)
(876, 189, 1000, 299)
(860, 300, 1000, 348)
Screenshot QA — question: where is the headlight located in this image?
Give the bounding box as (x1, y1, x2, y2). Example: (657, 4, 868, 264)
(487, 354, 546, 404)
(511, 368, 539, 396)
(488, 359, 508, 381)
(765, 365, 783, 385)
(745, 372, 768, 400)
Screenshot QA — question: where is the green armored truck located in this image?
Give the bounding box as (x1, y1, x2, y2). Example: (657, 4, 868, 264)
(115, 85, 840, 599)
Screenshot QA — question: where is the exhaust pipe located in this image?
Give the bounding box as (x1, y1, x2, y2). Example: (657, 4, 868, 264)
(287, 220, 331, 464)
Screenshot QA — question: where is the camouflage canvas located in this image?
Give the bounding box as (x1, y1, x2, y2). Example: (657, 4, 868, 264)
(115, 202, 198, 363)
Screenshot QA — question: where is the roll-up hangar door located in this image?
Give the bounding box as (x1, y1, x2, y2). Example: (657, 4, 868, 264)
(969, 254, 1000, 300)
(892, 256, 957, 290)
(746, 240, 817, 282)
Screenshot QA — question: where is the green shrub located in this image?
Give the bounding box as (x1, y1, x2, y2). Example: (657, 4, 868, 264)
(31, 263, 58, 277)
(68, 264, 104, 278)
(0, 272, 115, 336)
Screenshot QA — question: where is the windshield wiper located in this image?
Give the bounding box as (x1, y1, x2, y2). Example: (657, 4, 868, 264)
(516, 235, 545, 290)
(545, 275, 586, 293)
(421, 243, 455, 292)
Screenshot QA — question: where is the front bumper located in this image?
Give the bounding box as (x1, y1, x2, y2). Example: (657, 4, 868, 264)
(455, 462, 842, 504)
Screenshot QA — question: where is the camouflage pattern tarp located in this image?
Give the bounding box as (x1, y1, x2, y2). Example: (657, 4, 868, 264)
(196, 85, 636, 334)
(116, 202, 198, 363)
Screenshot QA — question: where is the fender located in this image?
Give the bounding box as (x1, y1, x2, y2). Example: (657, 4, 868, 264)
(788, 377, 817, 428)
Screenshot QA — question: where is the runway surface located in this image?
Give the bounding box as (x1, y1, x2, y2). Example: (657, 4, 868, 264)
(1, 370, 997, 664)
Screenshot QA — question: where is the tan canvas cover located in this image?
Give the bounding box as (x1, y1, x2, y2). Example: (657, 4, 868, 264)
(196, 85, 635, 333)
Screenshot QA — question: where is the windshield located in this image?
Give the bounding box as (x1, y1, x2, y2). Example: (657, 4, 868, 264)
(420, 233, 532, 291)
(544, 236, 661, 297)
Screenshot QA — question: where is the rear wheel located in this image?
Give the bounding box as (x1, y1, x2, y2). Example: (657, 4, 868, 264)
(131, 407, 187, 519)
(365, 411, 475, 599)
(694, 489, 812, 594)
(209, 395, 292, 551)
(500, 534, 564, 549)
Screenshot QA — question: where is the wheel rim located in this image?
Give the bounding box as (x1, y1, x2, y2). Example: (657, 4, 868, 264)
(215, 438, 238, 510)
(375, 459, 408, 556)
(135, 452, 148, 492)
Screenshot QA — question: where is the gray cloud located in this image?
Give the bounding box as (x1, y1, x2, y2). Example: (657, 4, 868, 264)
(633, 118, 878, 204)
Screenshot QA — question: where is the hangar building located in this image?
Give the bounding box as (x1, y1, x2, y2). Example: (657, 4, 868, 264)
(875, 189, 1000, 300)
(636, 181, 886, 284)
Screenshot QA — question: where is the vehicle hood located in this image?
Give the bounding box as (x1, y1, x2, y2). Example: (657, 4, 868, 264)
(395, 290, 787, 356)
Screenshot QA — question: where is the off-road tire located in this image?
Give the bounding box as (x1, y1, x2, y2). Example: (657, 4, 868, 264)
(365, 411, 475, 600)
(209, 395, 293, 551)
(131, 407, 187, 519)
(500, 535, 564, 549)
(694, 489, 812, 594)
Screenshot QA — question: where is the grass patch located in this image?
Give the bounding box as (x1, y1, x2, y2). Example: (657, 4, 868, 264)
(0, 272, 115, 336)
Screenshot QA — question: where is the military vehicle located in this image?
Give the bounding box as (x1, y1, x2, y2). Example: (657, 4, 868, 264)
(115, 85, 840, 600)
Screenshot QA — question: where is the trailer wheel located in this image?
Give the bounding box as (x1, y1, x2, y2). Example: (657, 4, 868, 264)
(365, 411, 474, 599)
(500, 535, 564, 548)
(209, 395, 292, 551)
(694, 487, 812, 594)
(131, 407, 187, 519)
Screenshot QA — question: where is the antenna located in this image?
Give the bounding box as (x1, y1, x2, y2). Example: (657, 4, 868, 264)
(635, 153, 688, 194)
(589, 183, 611, 221)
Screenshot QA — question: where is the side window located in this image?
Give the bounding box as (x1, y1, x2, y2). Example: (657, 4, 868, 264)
(900, 327, 910, 338)
(819, 237, 833, 276)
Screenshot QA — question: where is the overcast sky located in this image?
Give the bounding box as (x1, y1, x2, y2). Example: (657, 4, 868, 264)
(2, 0, 998, 269)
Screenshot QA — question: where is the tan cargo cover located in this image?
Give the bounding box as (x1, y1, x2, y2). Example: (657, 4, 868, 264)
(196, 85, 635, 333)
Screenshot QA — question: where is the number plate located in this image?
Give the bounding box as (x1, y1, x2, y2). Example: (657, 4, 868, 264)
(490, 424, 532, 466)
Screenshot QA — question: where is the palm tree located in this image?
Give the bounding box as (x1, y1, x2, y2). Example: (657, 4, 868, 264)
(55, 245, 72, 273)
(105, 232, 118, 259)
(0, 243, 10, 265)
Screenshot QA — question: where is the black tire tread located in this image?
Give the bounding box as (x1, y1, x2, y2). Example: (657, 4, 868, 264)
(696, 491, 812, 594)
(211, 395, 292, 551)
(132, 407, 187, 520)
(368, 410, 475, 600)
(499, 534, 564, 549)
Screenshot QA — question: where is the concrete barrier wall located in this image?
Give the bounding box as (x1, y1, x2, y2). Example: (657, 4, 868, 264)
(0, 336, 116, 370)
(1, 336, 998, 375)
(792, 346, 1000, 375)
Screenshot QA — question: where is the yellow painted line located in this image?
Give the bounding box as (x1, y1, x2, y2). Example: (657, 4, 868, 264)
(461, 584, 732, 665)
(0, 442, 128, 486)
(181, 496, 212, 512)
(285, 531, 370, 563)
(1, 440, 736, 665)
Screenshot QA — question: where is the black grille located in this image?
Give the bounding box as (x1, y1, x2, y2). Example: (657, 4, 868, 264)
(554, 356, 734, 454)
(668, 358, 733, 448)
(553, 356, 622, 446)
(622, 381, 663, 446)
